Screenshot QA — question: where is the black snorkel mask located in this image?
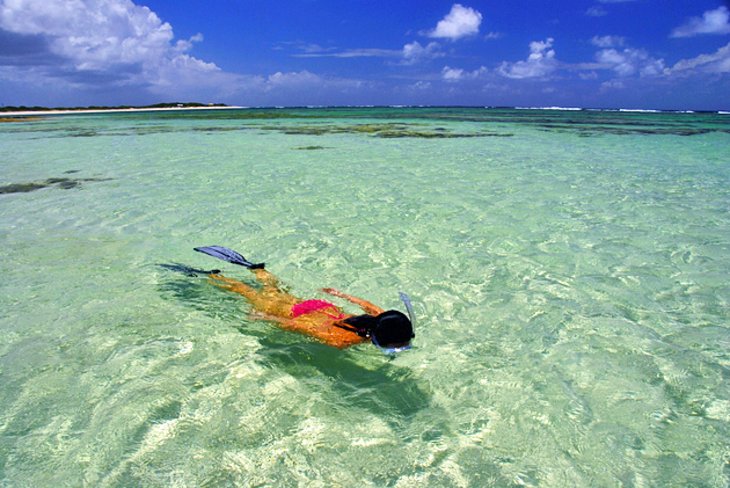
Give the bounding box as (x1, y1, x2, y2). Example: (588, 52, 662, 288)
(371, 292, 416, 355)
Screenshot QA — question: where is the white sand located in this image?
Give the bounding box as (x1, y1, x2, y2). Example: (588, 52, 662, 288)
(1, 105, 243, 116)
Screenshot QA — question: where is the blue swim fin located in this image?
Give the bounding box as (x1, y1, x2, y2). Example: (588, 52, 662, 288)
(194, 246, 265, 269)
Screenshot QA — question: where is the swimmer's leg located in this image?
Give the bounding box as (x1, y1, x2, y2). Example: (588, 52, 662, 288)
(209, 273, 295, 319)
(252, 268, 282, 290)
(208, 274, 258, 301)
(195, 247, 291, 306)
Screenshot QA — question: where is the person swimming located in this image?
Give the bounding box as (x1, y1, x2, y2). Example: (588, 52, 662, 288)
(194, 246, 416, 353)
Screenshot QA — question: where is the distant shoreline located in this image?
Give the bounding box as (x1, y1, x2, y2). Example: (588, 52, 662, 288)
(1, 105, 727, 118)
(1, 105, 243, 117)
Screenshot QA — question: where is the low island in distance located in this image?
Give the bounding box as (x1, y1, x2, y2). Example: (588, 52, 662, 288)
(0, 102, 239, 119)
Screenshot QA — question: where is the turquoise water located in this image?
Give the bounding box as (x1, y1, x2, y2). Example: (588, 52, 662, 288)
(1, 108, 728, 486)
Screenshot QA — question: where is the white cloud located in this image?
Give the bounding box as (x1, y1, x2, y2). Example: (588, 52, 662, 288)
(586, 7, 607, 17)
(402, 41, 443, 64)
(410, 80, 432, 90)
(591, 35, 625, 48)
(498, 38, 557, 79)
(428, 4, 482, 40)
(601, 79, 625, 91)
(441, 65, 488, 82)
(0, 0, 381, 105)
(0, 0, 226, 93)
(587, 0, 638, 16)
(265, 70, 366, 93)
(291, 41, 441, 65)
(442, 66, 464, 81)
(579, 71, 599, 80)
(281, 42, 336, 55)
(595, 47, 666, 77)
(671, 6, 730, 38)
(294, 47, 401, 59)
(175, 33, 204, 53)
(334, 49, 399, 58)
(669, 42, 730, 74)
(267, 70, 321, 87)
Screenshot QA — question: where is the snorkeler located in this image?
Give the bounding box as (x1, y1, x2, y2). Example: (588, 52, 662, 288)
(193, 246, 416, 353)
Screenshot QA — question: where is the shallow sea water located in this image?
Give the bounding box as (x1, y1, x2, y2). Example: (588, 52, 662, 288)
(0, 108, 729, 487)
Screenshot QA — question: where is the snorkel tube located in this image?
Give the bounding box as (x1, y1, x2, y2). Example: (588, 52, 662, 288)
(399, 291, 417, 330)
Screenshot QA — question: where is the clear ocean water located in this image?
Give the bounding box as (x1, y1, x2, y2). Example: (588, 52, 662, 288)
(1, 107, 728, 487)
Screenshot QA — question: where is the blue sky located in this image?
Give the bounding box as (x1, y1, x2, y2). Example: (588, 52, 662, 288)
(1, 0, 729, 109)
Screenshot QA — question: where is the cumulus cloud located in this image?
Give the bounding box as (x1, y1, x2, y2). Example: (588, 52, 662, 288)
(442, 66, 464, 82)
(402, 41, 443, 64)
(441, 65, 488, 82)
(595, 47, 666, 77)
(591, 35, 625, 48)
(428, 4, 482, 40)
(0, 0, 378, 105)
(0, 0, 208, 71)
(498, 38, 557, 79)
(0, 0, 241, 100)
(671, 6, 730, 38)
(600, 79, 625, 91)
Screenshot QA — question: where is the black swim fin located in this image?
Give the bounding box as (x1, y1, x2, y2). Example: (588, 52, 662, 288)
(158, 263, 221, 277)
(194, 246, 265, 269)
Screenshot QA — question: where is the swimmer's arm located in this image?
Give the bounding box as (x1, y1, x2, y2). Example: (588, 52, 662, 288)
(322, 288, 384, 315)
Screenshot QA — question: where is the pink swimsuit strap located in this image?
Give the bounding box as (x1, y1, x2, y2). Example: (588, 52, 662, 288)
(291, 299, 345, 320)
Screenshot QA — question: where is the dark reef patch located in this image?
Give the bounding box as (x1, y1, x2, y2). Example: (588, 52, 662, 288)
(536, 124, 725, 137)
(0, 182, 48, 194)
(67, 130, 98, 137)
(293, 145, 328, 150)
(258, 123, 512, 138)
(191, 126, 247, 133)
(0, 176, 112, 195)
